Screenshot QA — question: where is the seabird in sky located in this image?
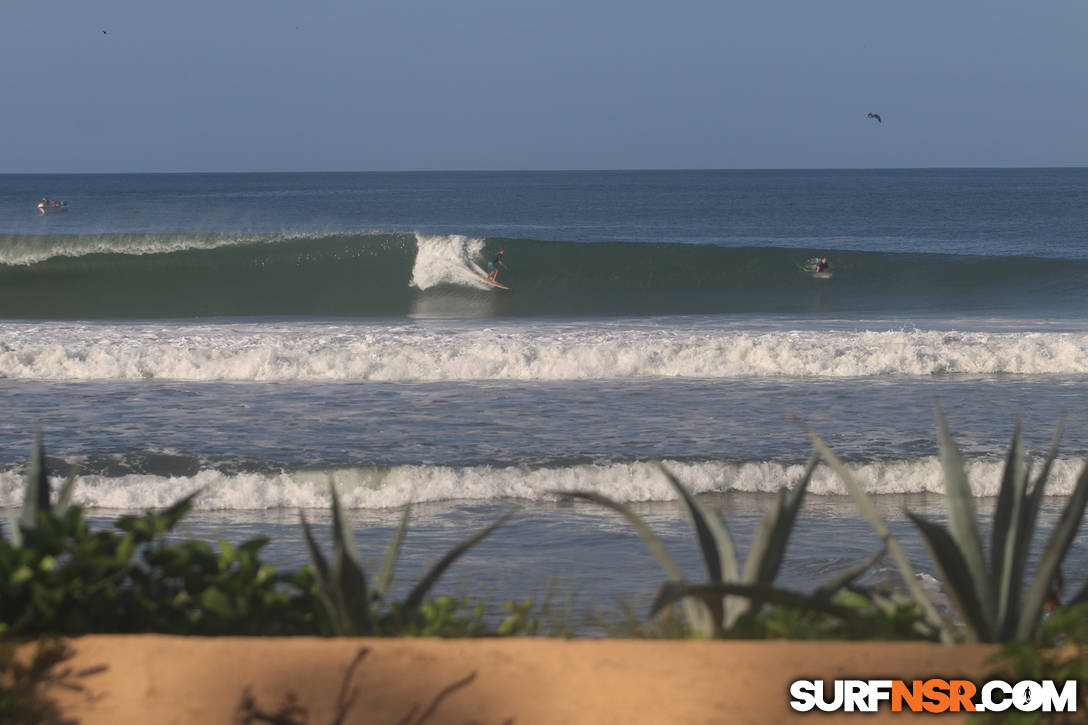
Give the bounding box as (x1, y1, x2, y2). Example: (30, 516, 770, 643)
(867, 112, 882, 123)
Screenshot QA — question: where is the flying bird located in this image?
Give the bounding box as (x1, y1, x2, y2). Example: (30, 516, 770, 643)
(102, 30, 108, 35)
(867, 112, 882, 123)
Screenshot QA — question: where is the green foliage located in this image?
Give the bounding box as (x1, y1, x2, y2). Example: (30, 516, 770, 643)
(300, 480, 515, 636)
(561, 461, 896, 639)
(807, 426, 952, 641)
(971, 602, 1088, 724)
(909, 414, 1088, 643)
(0, 435, 532, 639)
(0, 441, 316, 636)
(6, 420, 1086, 645)
(0, 493, 317, 635)
(583, 599, 693, 639)
(722, 589, 935, 641)
(815, 412, 1088, 644)
(3, 431, 76, 549)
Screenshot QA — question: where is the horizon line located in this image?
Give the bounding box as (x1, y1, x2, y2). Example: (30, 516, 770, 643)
(3, 164, 1086, 176)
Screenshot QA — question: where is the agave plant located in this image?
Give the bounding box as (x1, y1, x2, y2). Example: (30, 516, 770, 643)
(300, 481, 515, 636)
(907, 413, 1088, 642)
(3, 431, 77, 547)
(814, 412, 1088, 643)
(561, 459, 885, 638)
(806, 427, 952, 641)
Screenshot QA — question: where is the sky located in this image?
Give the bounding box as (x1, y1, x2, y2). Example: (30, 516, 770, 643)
(3, 0, 1086, 172)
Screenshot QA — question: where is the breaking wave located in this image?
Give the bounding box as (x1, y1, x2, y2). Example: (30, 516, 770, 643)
(2, 321, 1088, 381)
(1, 232, 1087, 318)
(2, 457, 1083, 510)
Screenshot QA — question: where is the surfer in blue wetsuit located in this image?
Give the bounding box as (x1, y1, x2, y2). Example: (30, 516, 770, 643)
(487, 249, 508, 282)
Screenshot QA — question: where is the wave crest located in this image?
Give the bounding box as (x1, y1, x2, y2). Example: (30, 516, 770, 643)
(3, 322, 1088, 381)
(3, 457, 1081, 510)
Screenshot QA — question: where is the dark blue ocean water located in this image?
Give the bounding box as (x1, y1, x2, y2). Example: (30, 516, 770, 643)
(2, 169, 1086, 621)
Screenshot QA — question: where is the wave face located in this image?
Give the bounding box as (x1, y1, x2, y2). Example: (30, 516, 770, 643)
(1, 232, 1087, 319)
(4, 321, 1088, 381)
(2, 457, 1083, 510)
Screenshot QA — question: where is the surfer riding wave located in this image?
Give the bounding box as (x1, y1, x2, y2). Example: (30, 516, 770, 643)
(486, 249, 508, 282)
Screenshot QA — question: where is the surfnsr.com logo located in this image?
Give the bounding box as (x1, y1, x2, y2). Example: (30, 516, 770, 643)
(789, 679, 1078, 714)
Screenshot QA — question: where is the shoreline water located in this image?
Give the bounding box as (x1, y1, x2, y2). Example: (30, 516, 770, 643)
(2, 169, 1086, 623)
(75, 491, 1081, 629)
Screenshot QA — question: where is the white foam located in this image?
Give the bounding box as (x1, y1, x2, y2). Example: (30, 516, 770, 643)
(0, 231, 335, 267)
(3, 321, 1088, 381)
(1, 458, 1083, 511)
(410, 234, 489, 290)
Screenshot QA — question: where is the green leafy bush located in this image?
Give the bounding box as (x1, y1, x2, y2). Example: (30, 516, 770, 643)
(0, 439, 316, 635)
(972, 602, 1088, 724)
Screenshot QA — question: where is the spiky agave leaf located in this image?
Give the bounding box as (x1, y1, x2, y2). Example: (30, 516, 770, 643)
(299, 511, 330, 584)
(656, 463, 737, 584)
(557, 489, 714, 636)
(54, 464, 80, 517)
(374, 503, 411, 601)
(2, 486, 22, 547)
(297, 484, 373, 636)
(806, 427, 949, 640)
(1016, 459, 1088, 640)
(742, 457, 815, 589)
(990, 420, 1028, 639)
(657, 463, 739, 627)
(299, 510, 340, 632)
(811, 547, 886, 601)
(19, 430, 51, 533)
(328, 481, 371, 635)
(1004, 421, 1063, 635)
(934, 409, 994, 632)
(557, 492, 684, 577)
(906, 511, 990, 642)
(1071, 579, 1088, 607)
(650, 580, 865, 629)
(723, 457, 816, 628)
(399, 507, 517, 618)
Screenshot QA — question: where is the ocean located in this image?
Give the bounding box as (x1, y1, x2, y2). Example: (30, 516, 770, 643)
(2, 169, 1087, 623)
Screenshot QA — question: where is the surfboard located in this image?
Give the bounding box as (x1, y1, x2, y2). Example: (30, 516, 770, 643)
(477, 274, 511, 290)
(811, 271, 833, 279)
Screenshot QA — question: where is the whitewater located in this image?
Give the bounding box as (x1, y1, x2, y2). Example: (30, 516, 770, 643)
(3, 169, 1087, 608)
(3, 319, 1088, 381)
(3, 457, 1086, 512)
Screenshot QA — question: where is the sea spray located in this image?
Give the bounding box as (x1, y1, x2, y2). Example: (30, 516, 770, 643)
(410, 234, 487, 289)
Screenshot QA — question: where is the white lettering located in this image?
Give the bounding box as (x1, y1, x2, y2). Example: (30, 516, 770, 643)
(1041, 680, 1077, 713)
(789, 680, 817, 712)
(982, 680, 1013, 712)
(868, 680, 893, 711)
(817, 680, 844, 712)
(1014, 681, 1043, 712)
(845, 680, 869, 712)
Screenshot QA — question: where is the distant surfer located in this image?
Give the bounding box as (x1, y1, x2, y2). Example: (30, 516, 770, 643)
(487, 249, 508, 282)
(815, 256, 830, 273)
(867, 112, 882, 123)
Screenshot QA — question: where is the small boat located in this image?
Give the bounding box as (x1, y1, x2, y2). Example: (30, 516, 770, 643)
(38, 200, 69, 215)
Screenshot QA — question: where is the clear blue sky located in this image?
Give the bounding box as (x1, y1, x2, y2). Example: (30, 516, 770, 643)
(4, 0, 1086, 172)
